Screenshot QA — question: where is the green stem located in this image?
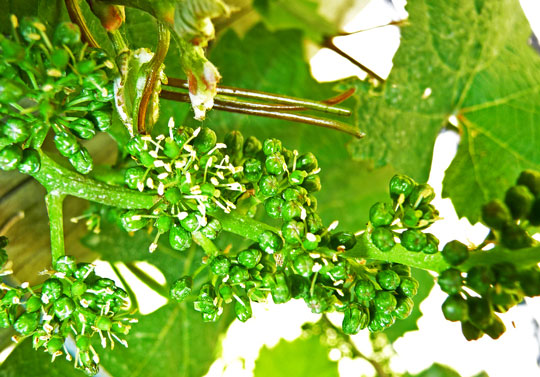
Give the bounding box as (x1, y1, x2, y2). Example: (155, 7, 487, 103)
(211, 210, 280, 241)
(45, 192, 66, 263)
(125, 262, 169, 299)
(31, 154, 540, 275)
(109, 29, 129, 56)
(216, 211, 540, 274)
(191, 231, 219, 257)
(32, 152, 157, 209)
(348, 232, 540, 273)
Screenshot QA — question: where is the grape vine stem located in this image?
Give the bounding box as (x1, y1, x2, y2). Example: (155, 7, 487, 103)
(45, 191, 66, 263)
(32, 151, 540, 274)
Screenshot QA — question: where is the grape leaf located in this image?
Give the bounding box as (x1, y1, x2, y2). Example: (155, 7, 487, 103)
(348, 0, 540, 222)
(0, 338, 80, 377)
(0, 0, 65, 34)
(179, 23, 395, 230)
(82, 219, 185, 284)
(383, 268, 434, 343)
(0, 304, 233, 377)
(253, 0, 338, 43)
(98, 303, 234, 377)
(254, 336, 339, 377)
(404, 363, 489, 377)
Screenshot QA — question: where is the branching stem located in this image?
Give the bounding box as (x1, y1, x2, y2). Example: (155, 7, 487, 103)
(32, 152, 540, 274)
(32, 152, 157, 209)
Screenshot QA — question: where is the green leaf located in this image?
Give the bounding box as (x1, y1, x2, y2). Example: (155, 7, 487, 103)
(254, 336, 339, 377)
(404, 363, 489, 377)
(348, 0, 540, 222)
(406, 363, 461, 377)
(98, 304, 234, 377)
(181, 23, 393, 229)
(0, 304, 233, 377)
(383, 268, 434, 343)
(106, 0, 228, 41)
(0, 0, 65, 34)
(404, 363, 490, 377)
(82, 219, 185, 283)
(253, 0, 338, 43)
(106, 0, 229, 119)
(0, 339, 81, 377)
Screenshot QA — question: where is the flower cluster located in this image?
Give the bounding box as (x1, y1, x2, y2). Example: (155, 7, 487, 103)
(0, 17, 114, 175)
(162, 132, 422, 334)
(437, 169, 540, 340)
(0, 254, 135, 375)
(368, 174, 440, 253)
(118, 120, 247, 253)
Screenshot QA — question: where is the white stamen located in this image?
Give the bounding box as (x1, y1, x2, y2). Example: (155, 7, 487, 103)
(137, 181, 145, 192)
(224, 200, 236, 209)
(328, 220, 339, 231)
(196, 214, 208, 227)
(312, 263, 322, 272)
(157, 183, 165, 196)
(177, 212, 189, 220)
(157, 172, 168, 180)
(154, 160, 165, 168)
(300, 207, 307, 220)
(146, 178, 154, 189)
(214, 200, 228, 212)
